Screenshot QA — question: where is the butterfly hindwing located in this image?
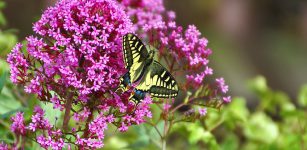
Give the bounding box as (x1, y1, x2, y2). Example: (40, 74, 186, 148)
(136, 61, 179, 98)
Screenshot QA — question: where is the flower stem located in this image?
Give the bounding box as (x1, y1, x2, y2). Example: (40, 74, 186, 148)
(162, 119, 168, 150)
(162, 138, 166, 150)
(83, 109, 94, 138)
(62, 93, 74, 132)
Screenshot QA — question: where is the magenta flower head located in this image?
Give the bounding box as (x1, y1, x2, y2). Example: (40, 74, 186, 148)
(10, 112, 26, 136)
(0, 142, 8, 150)
(7, 0, 154, 149)
(12, 0, 132, 99)
(8, 0, 133, 112)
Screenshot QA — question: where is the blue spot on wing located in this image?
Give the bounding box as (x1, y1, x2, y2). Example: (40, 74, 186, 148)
(122, 72, 131, 87)
(133, 89, 146, 103)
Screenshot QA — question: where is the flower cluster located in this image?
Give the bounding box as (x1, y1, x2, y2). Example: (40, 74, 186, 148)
(6, 43, 28, 84)
(216, 78, 231, 103)
(120, 0, 230, 100)
(10, 112, 26, 136)
(28, 107, 52, 131)
(120, 0, 231, 112)
(20, 0, 132, 98)
(7, 0, 231, 149)
(9, 106, 66, 149)
(0, 142, 8, 150)
(7, 0, 152, 149)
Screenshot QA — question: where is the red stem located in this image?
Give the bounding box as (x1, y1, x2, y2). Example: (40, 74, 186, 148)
(62, 93, 74, 132)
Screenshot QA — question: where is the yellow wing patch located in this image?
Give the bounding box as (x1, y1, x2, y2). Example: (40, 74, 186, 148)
(136, 61, 179, 99)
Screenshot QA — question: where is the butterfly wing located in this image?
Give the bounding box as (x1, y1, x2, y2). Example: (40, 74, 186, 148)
(136, 61, 179, 98)
(122, 33, 149, 83)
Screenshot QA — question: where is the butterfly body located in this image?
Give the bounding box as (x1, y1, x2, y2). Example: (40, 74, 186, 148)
(119, 33, 179, 103)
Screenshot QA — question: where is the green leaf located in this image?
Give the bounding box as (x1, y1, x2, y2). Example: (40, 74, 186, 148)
(0, 86, 22, 116)
(0, 59, 10, 73)
(205, 108, 222, 130)
(221, 133, 239, 150)
(127, 125, 150, 149)
(222, 97, 249, 129)
(148, 121, 163, 143)
(40, 102, 62, 126)
(185, 123, 217, 145)
(0, 32, 18, 56)
(248, 76, 269, 95)
(0, 1, 6, 9)
(274, 132, 301, 150)
(104, 137, 129, 149)
(274, 91, 295, 113)
(0, 71, 7, 93)
(0, 12, 6, 26)
(187, 124, 205, 144)
(243, 112, 279, 144)
(298, 84, 307, 107)
(0, 1, 7, 27)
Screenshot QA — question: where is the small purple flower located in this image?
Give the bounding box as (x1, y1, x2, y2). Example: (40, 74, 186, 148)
(50, 95, 64, 110)
(10, 112, 26, 136)
(6, 43, 29, 84)
(163, 104, 171, 112)
(223, 96, 232, 103)
(216, 77, 229, 94)
(28, 106, 52, 131)
(89, 114, 113, 140)
(198, 108, 207, 116)
(118, 122, 128, 132)
(0, 142, 8, 150)
(73, 107, 91, 122)
(36, 135, 49, 149)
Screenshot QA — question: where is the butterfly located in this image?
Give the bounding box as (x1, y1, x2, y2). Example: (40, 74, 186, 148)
(118, 33, 179, 102)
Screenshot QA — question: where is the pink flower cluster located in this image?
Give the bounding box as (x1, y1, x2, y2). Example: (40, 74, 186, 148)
(8, 0, 132, 99)
(216, 78, 232, 103)
(10, 107, 66, 149)
(6, 43, 28, 84)
(7, 0, 153, 149)
(10, 112, 26, 136)
(0, 142, 8, 150)
(28, 107, 52, 131)
(122, 0, 230, 101)
(7, 0, 231, 149)
(121, 0, 231, 101)
(122, 0, 212, 86)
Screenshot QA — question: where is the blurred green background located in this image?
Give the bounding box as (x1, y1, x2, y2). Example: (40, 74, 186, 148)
(0, 0, 306, 149)
(165, 0, 307, 106)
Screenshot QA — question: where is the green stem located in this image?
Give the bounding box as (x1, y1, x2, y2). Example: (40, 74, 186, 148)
(162, 119, 168, 150)
(162, 138, 166, 150)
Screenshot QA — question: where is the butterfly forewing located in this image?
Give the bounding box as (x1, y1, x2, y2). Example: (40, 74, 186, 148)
(123, 33, 148, 69)
(136, 61, 179, 98)
(123, 33, 149, 83)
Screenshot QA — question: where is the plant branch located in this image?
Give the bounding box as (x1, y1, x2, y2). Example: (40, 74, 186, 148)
(62, 92, 74, 132)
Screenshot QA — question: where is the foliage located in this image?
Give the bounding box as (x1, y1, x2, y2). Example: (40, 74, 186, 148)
(98, 76, 307, 150)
